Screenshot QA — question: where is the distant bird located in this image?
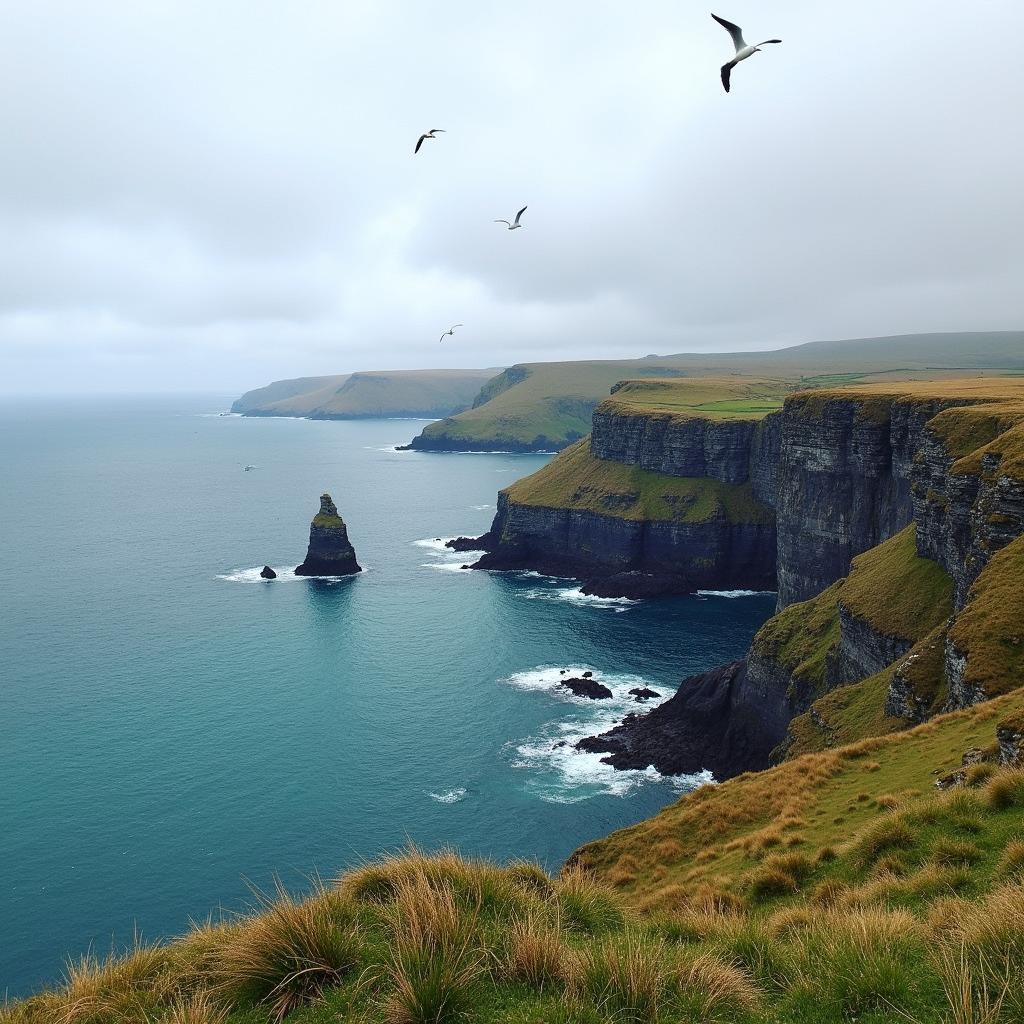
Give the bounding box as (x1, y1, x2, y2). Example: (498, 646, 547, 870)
(439, 323, 463, 343)
(712, 13, 782, 93)
(243, 465, 255, 472)
(414, 128, 445, 154)
(495, 206, 528, 231)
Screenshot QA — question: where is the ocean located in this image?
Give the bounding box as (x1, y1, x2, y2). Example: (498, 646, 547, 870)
(0, 395, 775, 996)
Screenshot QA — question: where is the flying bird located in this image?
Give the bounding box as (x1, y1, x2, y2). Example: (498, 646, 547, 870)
(712, 13, 781, 93)
(414, 128, 445, 154)
(439, 324, 463, 343)
(495, 206, 528, 231)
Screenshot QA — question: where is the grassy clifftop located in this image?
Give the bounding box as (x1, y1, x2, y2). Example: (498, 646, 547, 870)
(406, 332, 1024, 451)
(502, 438, 773, 525)
(231, 369, 499, 419)
(599, 378, 789, 420)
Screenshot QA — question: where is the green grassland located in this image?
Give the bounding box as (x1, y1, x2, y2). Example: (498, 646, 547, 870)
(231, 369, 499, 419)
(502, 438, 773, 525)
(407, 332, 1024, 450)
(598, 378, 790, 420)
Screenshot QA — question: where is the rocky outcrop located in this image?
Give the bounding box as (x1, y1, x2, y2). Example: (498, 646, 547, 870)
(260, 565, 277, 580)
(577, 661, 776, 779)
(775, 396, 958, 608)
(469, 493, 776, 597)
(590, 410, 776, 487)
(560, 677, 614, 699)
(912, 420, 1024, 609)
(835, 605, 913, 684)
(294, 494, 362, 577)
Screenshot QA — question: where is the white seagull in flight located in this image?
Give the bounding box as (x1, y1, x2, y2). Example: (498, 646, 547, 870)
(439, 324, 463, 343)
(495, 206, 528, 231)
(712, 13, 781, 93)
(414, 128, 445, 154)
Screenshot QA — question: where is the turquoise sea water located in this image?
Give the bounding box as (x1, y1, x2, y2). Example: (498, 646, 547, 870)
(0, 395, 774, 997)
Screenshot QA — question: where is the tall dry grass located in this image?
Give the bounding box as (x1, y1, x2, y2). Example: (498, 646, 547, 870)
(382, 869, 486, 1024)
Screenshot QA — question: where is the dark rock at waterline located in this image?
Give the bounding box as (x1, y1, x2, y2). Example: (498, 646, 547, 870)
(446, 534, 493, 552)
(294, 493, 362, 577)
(560, 676, 613, 700)
(260, 565, 277, 579)
(577, 660, 773, 779)
(629, 687, 661, 702)
(582, 671, 593, 678)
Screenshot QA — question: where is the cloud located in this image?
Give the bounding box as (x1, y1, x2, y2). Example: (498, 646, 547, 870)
(1, 0, 1022, 393)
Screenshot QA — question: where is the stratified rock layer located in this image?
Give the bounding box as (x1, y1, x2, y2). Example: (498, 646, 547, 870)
(294, 493, 362, 577)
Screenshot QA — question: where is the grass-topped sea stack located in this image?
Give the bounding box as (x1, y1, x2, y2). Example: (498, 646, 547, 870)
(294, 493, 362, 577)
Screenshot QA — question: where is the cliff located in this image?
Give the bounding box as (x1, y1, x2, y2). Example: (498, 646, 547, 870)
(231, 368, 498, 419)
(581, 380, 1024, 778)
(400, 331, 1024, 453)
(469, 437, 777, 596)
(294, 494, 362, 577)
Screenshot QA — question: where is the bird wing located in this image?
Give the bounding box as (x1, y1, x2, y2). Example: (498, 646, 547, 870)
(514, 206, 527, 225)
(415, 134, 427, 153)
(758, 38, 782, 45)
(452, 324, 463, 329)
(495, 219, 511, 226)
(711, 13, 746, 51)
(721, 61, 734, 93)
(430, 129, 446, 134)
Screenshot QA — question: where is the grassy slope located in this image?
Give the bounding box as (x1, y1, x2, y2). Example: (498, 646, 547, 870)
(10, 754, 1024, 1024)
(411, 332, 1024, 449)
(233, 369, 499, 418)
(502, 438, 773, 525)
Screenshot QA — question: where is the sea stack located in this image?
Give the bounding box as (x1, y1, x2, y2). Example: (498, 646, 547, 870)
(294, 493, 362, 577)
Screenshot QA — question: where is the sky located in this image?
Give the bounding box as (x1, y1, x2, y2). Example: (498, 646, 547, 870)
(1, 1, 1022, 395)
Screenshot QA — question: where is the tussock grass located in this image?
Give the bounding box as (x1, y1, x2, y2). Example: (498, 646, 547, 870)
(576, 931, 669, 1023)
(159, 990, 229, 1024)
(210, 881, 362, 1021)
(382, 870, 486, 1024)
(557, 867, 624, 934)
(984, 768, 1024, 811)
(501, 912, 572, 990)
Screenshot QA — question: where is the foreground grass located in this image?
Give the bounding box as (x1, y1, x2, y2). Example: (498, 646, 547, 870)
(7, 782, 1024, 1024)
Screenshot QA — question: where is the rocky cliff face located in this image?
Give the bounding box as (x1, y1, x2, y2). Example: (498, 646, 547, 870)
(472, 491, 776, 596)
(589, 409, 777, 487)
(581, 383, 1024, 780)
(294, 494, 362, 577)
(775, 395, 958, 608)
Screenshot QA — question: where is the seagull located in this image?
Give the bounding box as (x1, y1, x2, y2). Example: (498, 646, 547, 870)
(495, 206, 528, 231)
(712, 13, 781, 93)
(414, 128, 445, 154)
(439, 323, 463, 343)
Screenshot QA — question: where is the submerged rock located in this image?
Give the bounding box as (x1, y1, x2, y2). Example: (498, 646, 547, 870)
(260, 565, 277, 579)
(294, 493, 362, 577)
(560, 676, 613, 700)
(629, 687, 661, 702)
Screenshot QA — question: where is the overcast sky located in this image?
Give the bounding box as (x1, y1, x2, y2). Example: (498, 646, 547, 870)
(2, 1, 1022, 394)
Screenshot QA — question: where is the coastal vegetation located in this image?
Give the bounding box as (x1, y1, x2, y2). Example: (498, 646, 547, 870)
(8, 748, 1024, 1023)
(503, 438, 773, 525)
(401, 332, 1024, 452)
(230, 370, 499, 419)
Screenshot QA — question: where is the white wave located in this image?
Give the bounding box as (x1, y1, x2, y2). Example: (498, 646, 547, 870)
(470, 504, 492, 510)
(217, 565, 301, 582)
(519, 586, 638, 612)
(500, 664, 702, 801)
(421, 560, 480, 573)
(216, 565, 364, 583)
(412, 537, 458, 553)
(695, 589, 776, 598)
(427, 787, 468, 804)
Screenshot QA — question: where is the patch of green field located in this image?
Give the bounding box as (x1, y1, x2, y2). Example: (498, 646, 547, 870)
(503, 438, 774, 525)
